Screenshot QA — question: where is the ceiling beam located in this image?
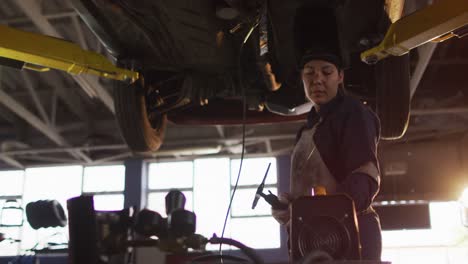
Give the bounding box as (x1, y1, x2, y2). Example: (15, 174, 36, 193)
(1, 144, 127, 156)
(71, 15, 88, 50)
(0, 68, 22, 91)
(20, 155, 78, 164)
(163, 133, 297, 147)
(0, 104, 20, 125)
(0, 154, 24, 169)
(75, 75, 114, 113)
(22, 72, 50, 124)
(14, 0, 115, 113)
(50, 87, 57, 125)
(0, 70, 28, 140)
(0, 10, 77, 25)
(0, 88, 92, 162)
(90, 152, 133, 165)
(41, 72, 89, 122)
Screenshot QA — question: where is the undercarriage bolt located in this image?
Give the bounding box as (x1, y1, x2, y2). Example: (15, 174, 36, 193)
(364, 55, 379, 65)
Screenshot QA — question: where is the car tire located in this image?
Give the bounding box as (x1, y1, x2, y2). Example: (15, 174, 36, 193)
(114, 80, 167, 152)
(375, 54, 410, 140)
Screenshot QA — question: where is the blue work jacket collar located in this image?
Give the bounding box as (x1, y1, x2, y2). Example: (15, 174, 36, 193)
(306, 89, 344, 128)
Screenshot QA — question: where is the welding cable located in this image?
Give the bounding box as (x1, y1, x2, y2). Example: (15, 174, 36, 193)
(218, 17, 261, 258)
(211, 235, 264, 264)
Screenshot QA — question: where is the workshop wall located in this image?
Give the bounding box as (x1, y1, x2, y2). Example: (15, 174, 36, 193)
(379, 135, 468, 201)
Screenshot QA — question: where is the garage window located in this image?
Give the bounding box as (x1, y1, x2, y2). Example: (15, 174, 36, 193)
(0, 164, 125, 256)
(228, 157, 280, 249)
(0, 170, 24, 256)
(147, 157, 280, 250)
(147, 161, 194, 217)
(82, 165, 125, 211)
(20, 166, 83, 251)
(381, 201, 468, 263)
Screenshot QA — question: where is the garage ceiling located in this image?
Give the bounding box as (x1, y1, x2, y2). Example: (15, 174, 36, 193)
(0, 0, 466, 169)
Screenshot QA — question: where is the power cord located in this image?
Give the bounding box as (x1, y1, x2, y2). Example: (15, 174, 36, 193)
(218, 16, 261, 260)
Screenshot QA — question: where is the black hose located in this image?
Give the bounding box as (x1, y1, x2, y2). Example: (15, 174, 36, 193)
(210, 236, 264, 264)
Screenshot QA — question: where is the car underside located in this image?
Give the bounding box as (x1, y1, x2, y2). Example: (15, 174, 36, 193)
(70, 0, 409, 152)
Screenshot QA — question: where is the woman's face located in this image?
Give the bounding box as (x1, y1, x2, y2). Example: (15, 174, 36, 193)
(302, 60, 344, 105)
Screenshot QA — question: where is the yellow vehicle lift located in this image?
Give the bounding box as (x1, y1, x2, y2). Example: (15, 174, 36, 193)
(361, 0, 468, 64)
(0, 0, 466, 80)
(0, 24, 139, 82)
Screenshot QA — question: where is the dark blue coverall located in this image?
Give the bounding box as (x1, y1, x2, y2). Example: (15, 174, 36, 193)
(295, 90, 382, 260)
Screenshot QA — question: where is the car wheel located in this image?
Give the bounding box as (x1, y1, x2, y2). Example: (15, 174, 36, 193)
(375, 54, 410, 140)
(114, 79, 167, 152)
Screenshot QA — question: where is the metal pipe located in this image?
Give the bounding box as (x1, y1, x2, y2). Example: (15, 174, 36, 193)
(411, 107, 468, 115)
(0, 144, 128, 156)
(410, 42, 438, 99)
(0, 10, 78, 25)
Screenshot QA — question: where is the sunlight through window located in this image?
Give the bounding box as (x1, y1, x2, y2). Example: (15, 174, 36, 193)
(382, 201, 468, 263)
(0, 165, 125, 256)
(148, 157, 281, 251)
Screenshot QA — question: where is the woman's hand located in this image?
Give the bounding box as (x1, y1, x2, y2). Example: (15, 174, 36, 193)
(271, 192, 292, 225)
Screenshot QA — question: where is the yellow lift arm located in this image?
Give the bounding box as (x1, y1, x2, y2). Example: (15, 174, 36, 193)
(362, 0, 468, 64)
(0, 24, 139, 82)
